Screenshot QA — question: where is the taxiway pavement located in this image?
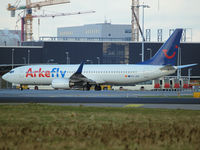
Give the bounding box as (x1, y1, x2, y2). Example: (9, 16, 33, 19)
(0, 89, 200, 110)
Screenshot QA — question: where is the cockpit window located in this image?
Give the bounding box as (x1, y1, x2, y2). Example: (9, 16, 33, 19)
(9, 70, 14, 74)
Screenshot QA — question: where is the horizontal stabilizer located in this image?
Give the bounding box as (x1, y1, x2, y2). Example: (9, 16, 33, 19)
(176, 64, 197, 69)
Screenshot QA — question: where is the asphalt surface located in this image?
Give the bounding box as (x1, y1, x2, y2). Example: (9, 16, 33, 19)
(0, 89, 195, 98)
(0, 89, 200, 110)
(0, 96, 200, 104)
(47, 103, 200, 110)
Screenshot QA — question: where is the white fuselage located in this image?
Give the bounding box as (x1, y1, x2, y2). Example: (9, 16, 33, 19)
(3, 64, 176, 86)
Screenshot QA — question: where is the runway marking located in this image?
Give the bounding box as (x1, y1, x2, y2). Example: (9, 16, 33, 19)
(124, 104, 144, 108)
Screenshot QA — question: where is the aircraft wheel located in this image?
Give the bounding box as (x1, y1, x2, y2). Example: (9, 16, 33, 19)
(20, 85, 23, 91)
(34, 86, 39, 90)
(86, 85, 91, 91)
(83, 84, 91, 91)
(95, 85, 101, 91)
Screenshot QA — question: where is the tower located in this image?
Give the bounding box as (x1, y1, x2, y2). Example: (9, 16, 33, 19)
(131, 0, 139, 41)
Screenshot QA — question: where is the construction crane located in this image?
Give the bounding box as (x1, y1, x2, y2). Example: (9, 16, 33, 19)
(7, 0, 70, 41)
(15, 9, 95, 41)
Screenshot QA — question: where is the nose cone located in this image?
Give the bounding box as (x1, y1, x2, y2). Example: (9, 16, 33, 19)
(2, 73, 9, 82)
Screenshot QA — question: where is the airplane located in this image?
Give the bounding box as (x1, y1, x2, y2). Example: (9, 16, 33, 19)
(2, 29, 197, 90)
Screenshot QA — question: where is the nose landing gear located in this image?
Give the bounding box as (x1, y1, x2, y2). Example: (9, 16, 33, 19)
(20, 85, 23, 91)
(34, 86, 38, 90)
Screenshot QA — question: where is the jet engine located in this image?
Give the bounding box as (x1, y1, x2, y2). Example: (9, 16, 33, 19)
(51, 78, 71, 89)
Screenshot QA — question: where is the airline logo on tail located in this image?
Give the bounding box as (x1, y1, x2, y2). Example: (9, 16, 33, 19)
(162, 49, 176, 59)
(139, 29, 182, 65)
(162, 45, 178, 59)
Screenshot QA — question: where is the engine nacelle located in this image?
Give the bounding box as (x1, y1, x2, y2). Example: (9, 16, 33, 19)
(51, 78, 71, 89)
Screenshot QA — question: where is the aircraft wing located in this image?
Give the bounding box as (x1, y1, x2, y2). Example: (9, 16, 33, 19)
(69, 62, 96, 84)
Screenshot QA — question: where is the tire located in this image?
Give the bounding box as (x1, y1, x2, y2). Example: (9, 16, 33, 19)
(86, 85, 91, 91)
(95, 85, 101, 91)
(83, 84, 91, 91)
(20, 85, 23, 91)
(103, 87, 108, 90)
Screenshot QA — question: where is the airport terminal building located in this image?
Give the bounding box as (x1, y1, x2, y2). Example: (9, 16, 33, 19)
(0, 25, 200, 90)
(40, 23, 132, 42)
(0, 40, 200, 90)
(0, 40, 199, 74)
(0, 30, 21, 46)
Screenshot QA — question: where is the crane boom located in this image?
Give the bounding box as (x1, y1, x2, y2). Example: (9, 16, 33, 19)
(8, 0, 70, 10)
(27, 0, 70, 9)
(32, 10, 95, 18)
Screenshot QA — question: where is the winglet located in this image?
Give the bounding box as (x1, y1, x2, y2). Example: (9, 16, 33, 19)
(75, 61, 85, 74)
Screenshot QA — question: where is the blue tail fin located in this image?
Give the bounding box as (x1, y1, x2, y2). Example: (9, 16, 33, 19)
(140, 29, 183, 66)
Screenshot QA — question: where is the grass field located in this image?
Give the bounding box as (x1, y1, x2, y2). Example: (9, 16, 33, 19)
(0, 104, 200, 150)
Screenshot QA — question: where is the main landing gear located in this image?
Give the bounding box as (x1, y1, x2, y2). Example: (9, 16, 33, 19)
(83, 83, 91, 91)
(82, 84, 102, 91)
(95, 85, 102, 91)
(19, 85, 38, 90)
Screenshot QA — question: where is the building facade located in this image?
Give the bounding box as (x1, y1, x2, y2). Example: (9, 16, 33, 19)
(0, 30, 21, 46)
(56, 23, 132, 41)
(0, 41, 200, 77)
(1, 41, 200, 89)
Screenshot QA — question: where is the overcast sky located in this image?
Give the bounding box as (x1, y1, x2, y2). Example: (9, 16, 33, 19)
(0, 0, 200, 41)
